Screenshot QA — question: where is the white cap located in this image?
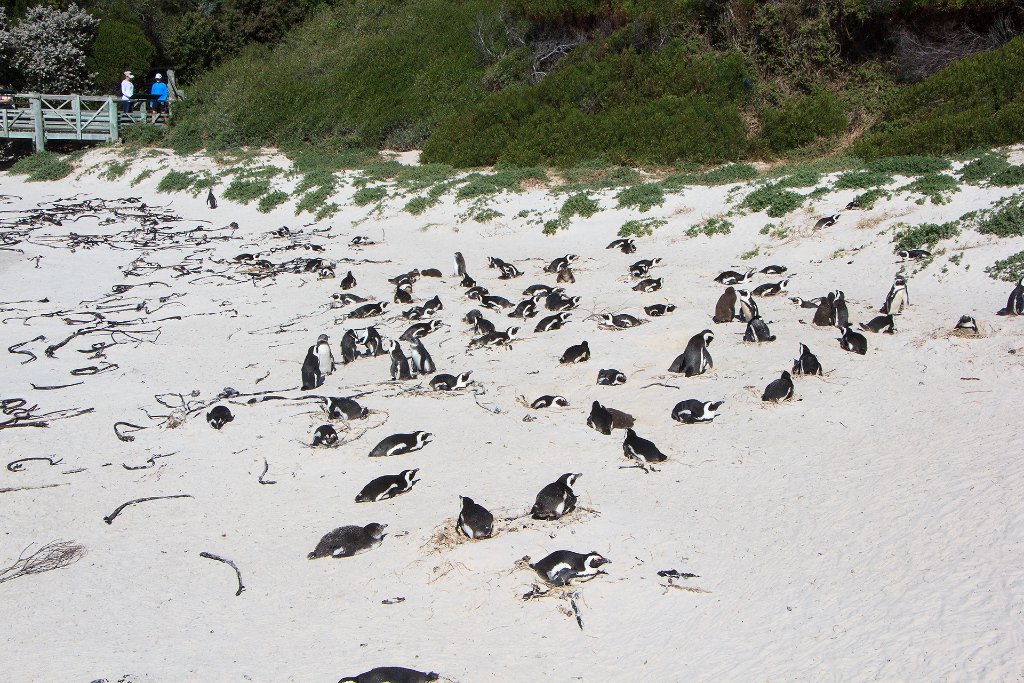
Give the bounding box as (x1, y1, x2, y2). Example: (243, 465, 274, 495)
(155, 74, 162, 80)
(124, 71, 133, 78)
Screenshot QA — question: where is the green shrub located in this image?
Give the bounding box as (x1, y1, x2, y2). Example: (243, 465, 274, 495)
(986, 250, 1024, 281)
(866, 156, 951, 176)
(316, 203, 340, 220)
(773, 169, 822, 188)
(833, 170, 894, 190)
(87, 20, 155, 96)
(223, 178, 271, 204)
(295, 186, 334, 216)
(898, 173, 960, 204)
(988, 166, 1024, 187)
(970, 194, 1024, 237)
(893, 221, 960, 251)
(559, 193, 600, 219)
(130, 168, 155, 186)
(473, 208, 503, 223)
(352, 186, 388, 206)
(855, 188, 892, 209)
(740, 184, 805, 217)
(759, 88, 847, 153)
(619, 218, 667, 238)
(456, 166, 547, 199)
(542, 217, 569, 235)
(616, 183, 665, 212)
(100, 160, 131, 181)
(395, 164, 454, 191)
(687, 216, 733, 237)
(9, 152, 74, 182)
(121, 124, 165, 148)
(696, 163, 758, 185)
(258, 190, 289, 213)
(156, 170, 197, 193)
(958, 153, 1011, 185)
(404, 196, 432, 215)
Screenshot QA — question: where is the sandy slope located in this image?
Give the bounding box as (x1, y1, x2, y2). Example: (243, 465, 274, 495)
(2, 149, 1023, 682)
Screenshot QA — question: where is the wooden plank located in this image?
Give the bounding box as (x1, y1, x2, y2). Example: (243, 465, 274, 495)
(30, 95, 44, 151)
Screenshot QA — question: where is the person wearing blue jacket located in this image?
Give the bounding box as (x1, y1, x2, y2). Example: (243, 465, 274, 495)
(149, 73, 169, 122)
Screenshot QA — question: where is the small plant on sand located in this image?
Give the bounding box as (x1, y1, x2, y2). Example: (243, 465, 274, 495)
(404, 196, 431, 215)
(854, 188, 891, 209)
(958, 152, 1011, 185)
(543, 217, 569, 235)
(352, 186, 388, 206)
(687, 217, 733, 237)
(258, 190, 289, 213)
(10, 152, 74, 182)
(456, 166, 546, 199)
(893, 221, 960, 251)
(394, 163, 454, 191)
(315, 203, 339, 220)
(100, 160, 130, 181)
(616, 183, 665, 212)
(986, 250, 1024, 281)
(866, 156, 951, 176)
(295, 185, 334, 216)
(898, 173, 959, 204)
(559, 193, 600, 219)
(740, 184, 804, 217)
(967, 193, 1024, 238)
(740, 247, 760, 259)
(130, 168, 155, 186)
(156, 170, 197, 193)
(223, 177, 271, 204)
(618, 217, 666, 238)
(988, 165, 1024, 187)
(473, 208, 503, 223)
(698, 163, 759, 186)
(833, 170, 894, 191)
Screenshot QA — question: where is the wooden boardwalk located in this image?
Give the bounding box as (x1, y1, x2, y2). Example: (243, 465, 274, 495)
(0, 93, 168, 150)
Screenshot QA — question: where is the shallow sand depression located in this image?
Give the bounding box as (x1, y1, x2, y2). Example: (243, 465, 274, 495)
(2, 149, 1024, 682)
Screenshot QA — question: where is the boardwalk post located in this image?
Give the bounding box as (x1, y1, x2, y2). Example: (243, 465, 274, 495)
(72, 94, 82, 140)
(30, 94, 45, 151)
(107, 96, 119, 142)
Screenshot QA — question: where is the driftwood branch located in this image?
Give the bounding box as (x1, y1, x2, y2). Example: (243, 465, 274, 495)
(103, 494, 193, 525)
(199, 552, 245, 596)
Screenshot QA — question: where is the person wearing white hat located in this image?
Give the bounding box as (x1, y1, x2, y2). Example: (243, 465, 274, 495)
(149, 73, 169, 122)
(120, 71, 134, 114)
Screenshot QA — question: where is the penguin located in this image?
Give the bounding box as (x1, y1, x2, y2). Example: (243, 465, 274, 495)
(420, 268, 442, 278)
(881, 276, 909, 314)
(481, 294, 514, 311)
(898, 249, 932, 260)
(340, 271, 357, 290)
(602, 313, 643, 329)
(791, 343, 823, 376)
(752, 279, 789, 297)
(389, 269, 421, 285)
(544, 254, 578, 273)
(355, 469, 419, 503)
(333, 293, 366, 305)
(832, 290, 849, 329)
(839, 324, 868, 355)
(338, 667, 439, 683)
(206, 188, 217, 209)
(369, 431, 432, 457)
(607, 407, 635, 431)
(789, 296, 822, 309)
(340, 329, 360, 364)
(301, 346, 324, 390)
(524, 283, 557, 296)
(629, 258, 661, 278)
(509, 298, 538, 319)
(760, 265, 787, 275)
(487, 256, 509, 270)
(234, 253, 255, 263)
(743, 316, 776, 342)
(671, 399, 723, 424)
(430, 371, 472, 391)
(465, 309, 496, 335)
(422, 295, 443, 315)
(955, 315, 978, 332)
(527, 395, 568, 410)
(813, 213, 840, 229)
(308, 523, 387, 559)
(606, 238, 636, 253)
(736, 289, 759, 323)
(349, 302, 388, 318)
(304, 258, 324, 273)
(597, 369, 627, 385)
(845, 198, 861, 210)
(311, 424, 339, 447)
(458, 496, 494, 539)
(327, 396, 368, 420)
(362, 327, 385, 357)
(498, 262, 522, 279)
(400, 319, 443, 342)
(645, 303, 676, 317)
(460, 273, 476, 288)
(206, 405, 233, 430)
(403, 305, 428, 320)
(632, 277, 663, 293)
(545, 293, 580, 311)
(560, 341, 591, 364)
(556, 265, 575, 284)
(587, 400, 614, 435)
(408, 337, 435, 374)
(454, 251, 467, 277)
(761, 371, 795, 402)
(350, 236, 373, 246)
(712, 287, 737, 323)
(469, 326, 518, 348)
(860, 314, 896, 334)
(387, 340, 417, 380)
(276, 226, 291, 238)
(535, 312, 570, 332)
(999, 277, 1024, 315)
(669, 330, 714, 376)
(531, 473, 580, 520)
(318, 267, 335, 280)
(315, 334, 335, 375)
(714, 269, 754, 285)
(623, 428, 667, 464)
(394, 283, 414, 305)
(812, 292, 835, 326)
(530, 550, 610, 586)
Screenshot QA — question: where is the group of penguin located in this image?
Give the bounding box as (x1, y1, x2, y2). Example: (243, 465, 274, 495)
(201, 222, 1020, 683)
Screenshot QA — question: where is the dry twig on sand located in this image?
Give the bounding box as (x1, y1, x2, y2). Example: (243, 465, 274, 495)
(0, 541, 85, 584)
(199, 552, 245, 596)
(103, 494, 193, 525)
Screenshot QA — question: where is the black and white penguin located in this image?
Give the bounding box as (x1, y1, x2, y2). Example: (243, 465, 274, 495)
(714, 269, 754, 285)
(509, 297, 539, 319)
(632, 277, 663, 292)
(645, 304, 676, 317)
(430, 371, 472, 391)
(498, 262, 523, 279)
(531, 473, 580, 520)
(454, 251, 467, 277)
(743, 316, 776, 342)
(206, 405, 233, 430)
(860, 314, 896, 334)
(752, 279, 789, 297)
(349, 302, 388, 318)
(338, 667, 439, 683)
(560, 341, 591, 364)
(629, 258, 662, 278)
(713, 287, 737, 323)
(401, 319, 443, 342)
(524, 283, 557, 297)
(206, 188, 217, 209)
(312, 424, 339, 447)
(362, 327, 385, 357)
(545, 292, 580, 311)
(458, 496, 494, 539)
(340, 329, 360, 364)
(481, 294, 515, 311)
(597, 369, 627, 386)
(813, 213, 840, 229)
(355, 469, 420, 503)
(606, 238, 636, 253)
(469, 326, 518, 348)
(587, 400, 614, 435)
(530, 550, 610, 586)
(736, 289, 759, 323)
(845, 198, 861, 210)
(790, 296, 822, 309)
(531, 395, 569, 409)
(669, 330, 714, 376)
(832, 290, 849, 328)
(897, 249, 932, 260)
(403, 305, 428, 320)
(761, 371, 795, 402)
(813, 292, 836, 326)
(315, 334, 335, 375)
(301, 345, 324, 390)
(881, 276, 909, 315)
(304, 258, 324, 273)
(333, 292, 366, 306)
(423, 295, 443, 315)
(308, 523, 387, 559)
(760, 264, 787, 275)
(535, 312, 571, 332)
(839, 324, 868, 355)
(327, 396, 368, 420)
(318, 266, 335, 280)
(340, 270, 357, 290)
(671, 399, 723, 424)
(791, 343, 823, 376)
(351, 235, 374, 246)
(1003, 277, 1024, 315)
(408, 337, 436, 374)
(369, 431, 432, 457)
(545, 254, 579, 273)
(394, 283, 414, 305)
(487, 256, 508, 270)
(465, 309, 496, 336)
(601, 313, 644, 329)
(955, 315, 979, 332)
(389, 269, 421, 286)
(623, 428, 667, 464)
(387, 340, 417, 380)
(460, 273, 476, 288)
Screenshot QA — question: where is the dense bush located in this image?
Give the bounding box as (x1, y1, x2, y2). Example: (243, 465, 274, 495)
(758, 88, 847, 154)
(740, 184, 805, 217)
(0, 4, 98, 93)
(616, 183, 665, 212)
(559, 192, 600, 218)
(9, 151, 74, 181)
(986, 250, 1024, 281)
(86, 19, 154, 94)
(893, 221, 960, 250)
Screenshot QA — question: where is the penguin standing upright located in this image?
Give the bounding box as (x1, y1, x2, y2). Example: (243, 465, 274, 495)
(669, 330, 714, 376)
(315, 334, 335, 375)
(387, 340, 417, 380)
(881, 276, 909, 315)
(408, 337, 436, 374)
(713, 287, 737, 323)
(999, 277, 1024, 315)
(743, 317, 776, 342)
(813, 292, 836, 326)
(206, 188, 217, 209)
(340, 330, 360, 364)
(458, 496, 494, 539)
(301, 345, 323, 390)
(736, 290, 759, 323)
(832, 290, 849, 328)
(791, 343, 822, 375)
(340, 271, 356, 290)
(454, 252, 467, 277)
(531, 473, 580, 520)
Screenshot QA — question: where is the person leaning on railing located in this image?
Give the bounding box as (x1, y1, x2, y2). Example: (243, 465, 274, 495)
(0, 86, 14, 110)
